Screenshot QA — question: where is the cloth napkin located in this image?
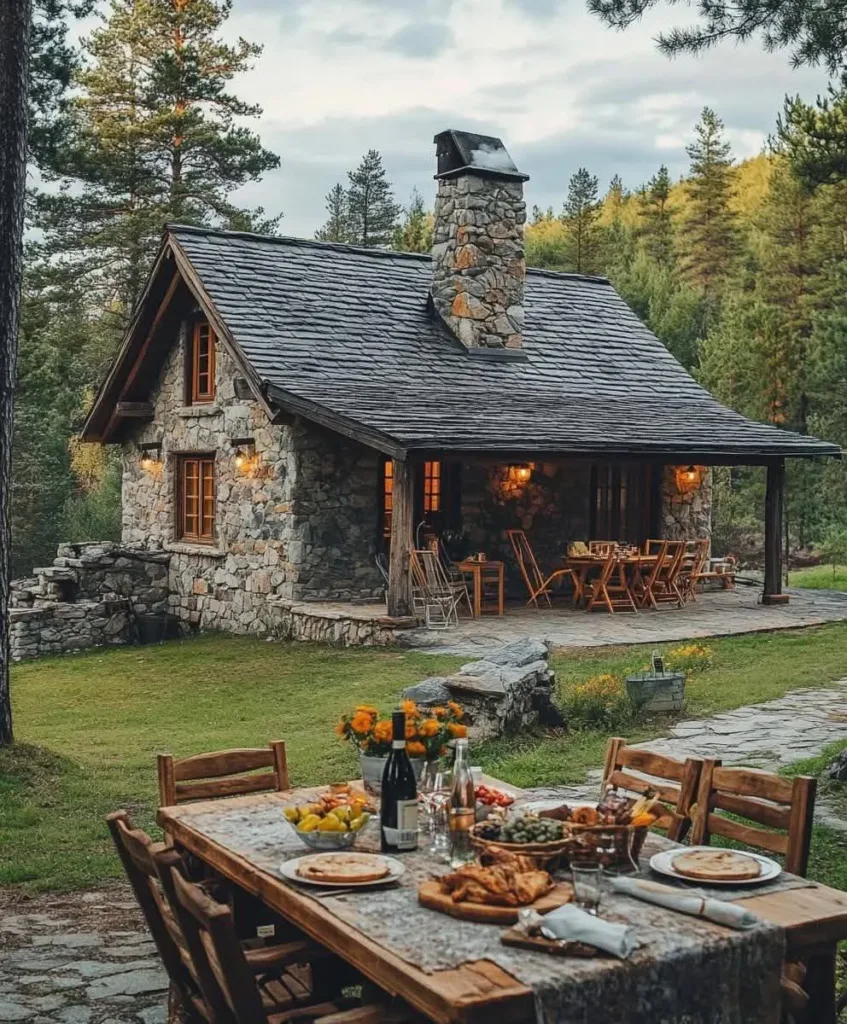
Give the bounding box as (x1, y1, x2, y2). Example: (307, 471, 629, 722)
(518, 903, 638, 958)
(609, 876, 760, 930)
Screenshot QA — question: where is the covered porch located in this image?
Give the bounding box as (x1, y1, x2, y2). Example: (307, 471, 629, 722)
(384, 452, 794, 621)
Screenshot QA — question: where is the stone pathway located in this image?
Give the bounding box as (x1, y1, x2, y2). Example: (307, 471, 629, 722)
(0, 885, 168, 1024)
(402, 586, 847, 656)
(531, 679, 847, 829)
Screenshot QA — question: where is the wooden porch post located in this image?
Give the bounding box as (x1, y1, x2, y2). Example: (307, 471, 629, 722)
(387, 458, 413, 618)
(763, 459, 788, 605)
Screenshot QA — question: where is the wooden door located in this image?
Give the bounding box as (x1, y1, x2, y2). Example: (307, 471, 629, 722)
(591, 462, 656, 545)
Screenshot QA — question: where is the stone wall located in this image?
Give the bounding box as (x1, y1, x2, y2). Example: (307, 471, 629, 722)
(660, 466, 712, 543)
(431, 173, 527, 349)
(122, 325, 382, 635)
(9, 541, 171, 660)
(269, 598, 408, 646)
(460, 459, 592, 598)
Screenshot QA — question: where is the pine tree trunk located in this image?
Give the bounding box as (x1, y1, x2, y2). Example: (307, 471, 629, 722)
(0, 0, 32, 746)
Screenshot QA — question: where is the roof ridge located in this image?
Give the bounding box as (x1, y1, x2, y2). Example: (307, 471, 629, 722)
(166, 223, 611, 284)
(166, 223, 431, 262)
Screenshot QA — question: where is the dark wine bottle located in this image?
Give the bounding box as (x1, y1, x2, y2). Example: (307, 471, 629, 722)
(380, 710, 418, 853)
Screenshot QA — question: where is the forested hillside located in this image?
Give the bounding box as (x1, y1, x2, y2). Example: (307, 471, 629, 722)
(525, 105, 847, 561)
(12, 0, 847, 576)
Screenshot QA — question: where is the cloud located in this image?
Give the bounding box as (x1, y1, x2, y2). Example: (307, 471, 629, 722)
(221, 0, 830, 236)
(384, 22, 454, 58)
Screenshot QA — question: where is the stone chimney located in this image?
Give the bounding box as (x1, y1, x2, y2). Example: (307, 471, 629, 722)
(430, 130, 529, 350)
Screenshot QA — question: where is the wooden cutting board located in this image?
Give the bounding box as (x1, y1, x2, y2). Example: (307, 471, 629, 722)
(417, 879, 573, 925)
(501, 927, 598, 957)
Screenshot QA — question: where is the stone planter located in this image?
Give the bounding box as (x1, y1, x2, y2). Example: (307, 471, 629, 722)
(625, 672, 686, 714)
(359, 753, 425, 795)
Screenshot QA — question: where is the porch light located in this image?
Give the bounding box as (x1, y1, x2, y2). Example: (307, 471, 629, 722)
(675, 465, 703, 493)
(231, 437, 256, 475)
(513, 464, 532, 483)
(139, 442, 162, 471)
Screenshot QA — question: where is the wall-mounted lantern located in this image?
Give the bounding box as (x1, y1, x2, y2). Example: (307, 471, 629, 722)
(512, 463, 532, 484)
(675, 464, 704, 494)
(231, 437, 257, 475)
(139, 442, 162, 472)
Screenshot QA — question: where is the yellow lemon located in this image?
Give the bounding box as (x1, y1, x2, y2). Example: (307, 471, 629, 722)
(284, 807, 300, 823)
(317, 815, 343, 832)
(297, 814, 321, 832)
(331, 806, 351, 823)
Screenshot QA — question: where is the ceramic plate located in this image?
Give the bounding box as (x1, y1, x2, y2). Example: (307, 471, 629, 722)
(278, 854, 405, 889)
(649, 846, 782, 887)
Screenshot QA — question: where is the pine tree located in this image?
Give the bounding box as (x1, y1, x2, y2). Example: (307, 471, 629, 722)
(391, 188, 432, 253)
(315, 184, 350, 243)
(679, 108, 740, 307)
(345, 150, 400, 248)
(35, 0, 280, 316)
(561, 167, 602, 274)
(638, 164, 675, 266)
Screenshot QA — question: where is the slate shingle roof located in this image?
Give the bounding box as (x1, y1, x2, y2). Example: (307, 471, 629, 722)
(135, 225, 846, 459)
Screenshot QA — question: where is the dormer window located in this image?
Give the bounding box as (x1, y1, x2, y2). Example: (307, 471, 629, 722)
(188, 321, 216, 403)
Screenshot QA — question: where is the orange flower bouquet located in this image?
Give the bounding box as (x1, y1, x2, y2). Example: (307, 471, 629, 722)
(335, 700, 467, 761)
(335, 705, 395, 757)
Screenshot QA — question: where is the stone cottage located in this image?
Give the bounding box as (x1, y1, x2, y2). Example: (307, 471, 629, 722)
(66, 129, 835, 645)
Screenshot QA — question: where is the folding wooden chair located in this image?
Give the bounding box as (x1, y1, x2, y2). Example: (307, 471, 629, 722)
(635, 540, 667, 609)
(156, 855, 417, 1024)
(157, 742, 289, 808)
(410, 548, 465, 628)
(601, 738, 702, 842)
(647, 539, 686, 608)
(690, 762, 817, 876)
(588, 540, 616, 557)
(427, 538, 473, 615)
(584, 552, 637, 613)
(679, 538, 710, 603)
(507, 528, 579, 607)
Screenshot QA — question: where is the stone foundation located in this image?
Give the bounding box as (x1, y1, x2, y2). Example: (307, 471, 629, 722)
(402, 638, 561, 739)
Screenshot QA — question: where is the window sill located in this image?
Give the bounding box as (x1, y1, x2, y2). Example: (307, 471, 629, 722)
(165, 542, 227, 559)
(178, 405, 221, 419)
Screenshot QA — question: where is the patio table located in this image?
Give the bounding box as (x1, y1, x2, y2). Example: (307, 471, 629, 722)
(158, 778, 847, 1024)
(564, 554, 658, 608)
(457, 558, 504, 618)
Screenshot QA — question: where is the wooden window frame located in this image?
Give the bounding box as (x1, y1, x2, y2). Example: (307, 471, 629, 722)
(177, 454, 216, 544)
(188, 321, 216, 404)
(423, 460, 441, 513)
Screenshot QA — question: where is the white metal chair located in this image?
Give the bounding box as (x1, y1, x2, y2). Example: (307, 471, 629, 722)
(410, 549, 464, 629)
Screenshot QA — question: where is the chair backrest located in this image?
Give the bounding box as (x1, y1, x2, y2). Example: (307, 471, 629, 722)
(411, 548, 452, 597)
(589, 540, 615, 558)
(602, 738, 702, 842)
(507, 529, 545, 597)
(690, 762, 817, 876)
(641, 541, 668, 592)
(106, 811, 206, 1019)
(156, 854, 264, 1024)
(690, 538, 710, 576)
(644, 539, 665, 554)
(157, 742, 289, 808)
(656, 539, 685, 582)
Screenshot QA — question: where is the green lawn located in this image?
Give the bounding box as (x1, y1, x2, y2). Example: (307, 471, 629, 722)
(4, 622, 847, 891)
(790, 564, 847, 591)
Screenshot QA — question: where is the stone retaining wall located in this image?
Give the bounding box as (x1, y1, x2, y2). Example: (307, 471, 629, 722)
(269, 598, 411, 646)
(9, 541, 171, 661)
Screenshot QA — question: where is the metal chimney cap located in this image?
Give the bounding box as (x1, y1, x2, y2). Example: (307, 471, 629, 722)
(433, 129, 529, 182)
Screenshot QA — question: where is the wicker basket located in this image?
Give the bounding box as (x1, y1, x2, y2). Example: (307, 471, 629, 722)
(562, 822, 648, 870)
(469, 831, 571, 869)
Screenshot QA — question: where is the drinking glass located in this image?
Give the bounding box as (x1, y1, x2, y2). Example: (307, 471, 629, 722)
(571, 865, 603, 915)
(420, 766, 452, 861)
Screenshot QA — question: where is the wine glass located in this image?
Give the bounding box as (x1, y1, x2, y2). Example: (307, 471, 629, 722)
(419, 765, 452, 861)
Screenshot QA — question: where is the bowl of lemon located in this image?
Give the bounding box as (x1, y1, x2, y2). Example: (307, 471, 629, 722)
(285, 799, 371, 851)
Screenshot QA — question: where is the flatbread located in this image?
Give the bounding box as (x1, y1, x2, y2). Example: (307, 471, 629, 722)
(296, 852, 390, 884)
(672, 849, 762, 881)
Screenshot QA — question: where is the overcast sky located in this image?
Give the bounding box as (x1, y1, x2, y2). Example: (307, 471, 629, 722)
(159, 0, 834, 235)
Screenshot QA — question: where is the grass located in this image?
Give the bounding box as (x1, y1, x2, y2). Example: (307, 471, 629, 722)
(4, 621, 847, 891)
(789, 564, 847, 592)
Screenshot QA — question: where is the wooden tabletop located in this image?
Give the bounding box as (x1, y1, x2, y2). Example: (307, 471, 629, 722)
(157, 780, 847, 1023)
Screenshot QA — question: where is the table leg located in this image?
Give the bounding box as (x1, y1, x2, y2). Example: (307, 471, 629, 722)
(473, 569, 481, 619)
(802, 946, 837, 1024)
(498, 564, 504, 616)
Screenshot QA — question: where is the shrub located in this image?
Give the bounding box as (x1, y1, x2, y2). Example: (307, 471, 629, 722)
(664, 643, 713, 674)
(563, 673, 633, 732)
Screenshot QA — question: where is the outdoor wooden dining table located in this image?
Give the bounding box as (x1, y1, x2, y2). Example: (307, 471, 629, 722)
(457, 558, 505, 618)
(564, 553, 658, 607)
(158, 777, 847, 1024)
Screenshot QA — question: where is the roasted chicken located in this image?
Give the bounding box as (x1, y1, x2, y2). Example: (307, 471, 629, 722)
(438, 850, 553, 907)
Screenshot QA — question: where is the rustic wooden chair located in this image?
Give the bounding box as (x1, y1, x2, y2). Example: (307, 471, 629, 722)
(643, 539, 666, 555)
(410, 548, 464, 628)
(601, 738, 702, 841)
(157, 741, 290, 808)
(635, 540, 668, 609)
(584, 552, 637, 613)
(679, 538, 710, 603)
(588, 540, 615, 558)
(692, 552, 738, 592)
(157, 854, 416, 1024)
(507, 528, 580, 607)
(690, 761, 817, 876)
(426, 537, 473, 615)
(646, 539, 686, 608)
(106, 810, 209, 1022)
